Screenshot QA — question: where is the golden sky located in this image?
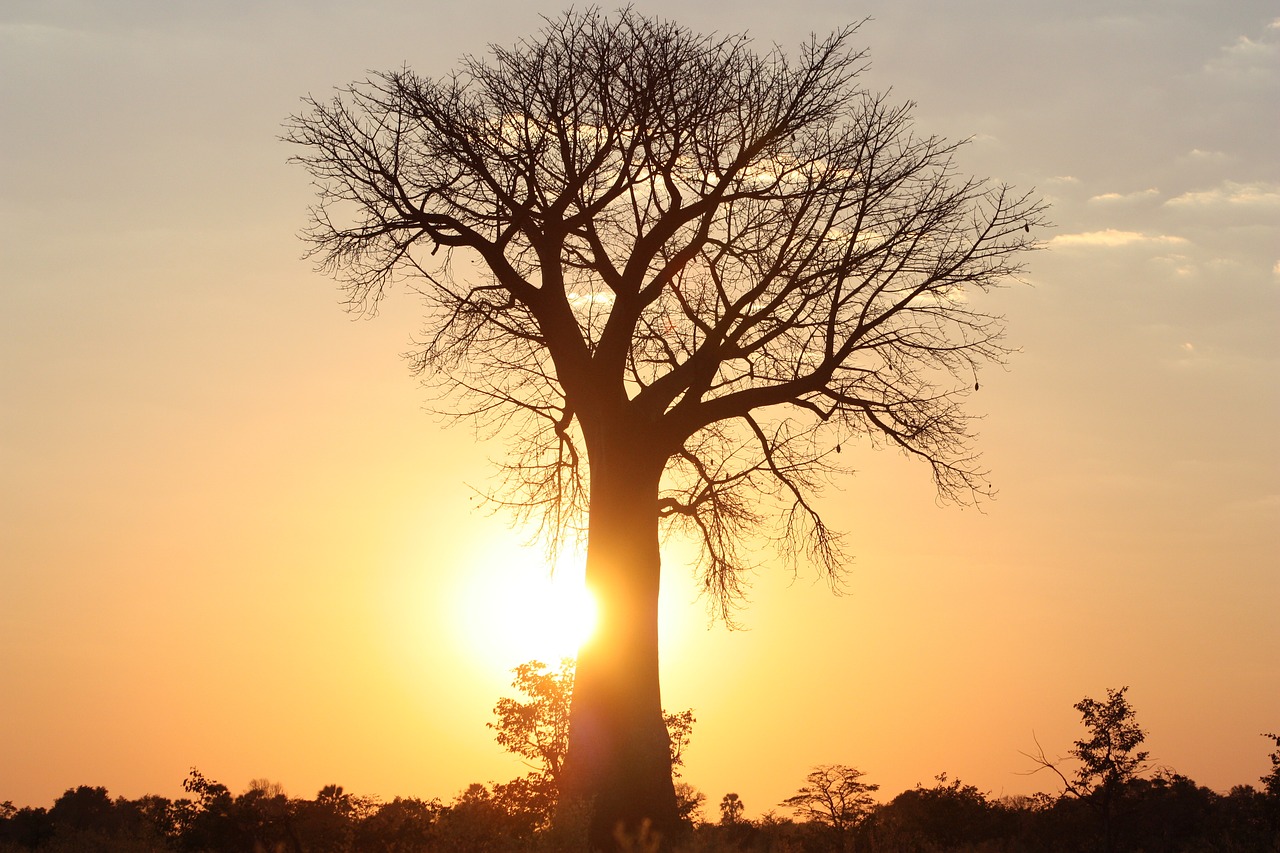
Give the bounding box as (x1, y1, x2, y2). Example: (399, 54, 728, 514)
(2, 0, 1278, 817)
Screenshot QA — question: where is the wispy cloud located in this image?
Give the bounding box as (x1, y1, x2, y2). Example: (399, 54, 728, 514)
(1049, 230, 1187, 248)
(1089, 188, 1160, 203)
(1166, 181, 1280, 208)
(1186, 148, 1228, 161)
(1153, 254, 1196, 277)
(1204, 24, 1280, 79)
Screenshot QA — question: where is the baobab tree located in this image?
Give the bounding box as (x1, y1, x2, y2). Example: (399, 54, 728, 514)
(287, 8, 1044, 847)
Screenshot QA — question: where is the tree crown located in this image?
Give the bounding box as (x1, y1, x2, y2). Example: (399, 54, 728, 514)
(286, 8, 1046, 618)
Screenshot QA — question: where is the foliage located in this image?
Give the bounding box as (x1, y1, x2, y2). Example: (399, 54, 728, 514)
(1262, 731, 1280, 798)
(869, 773, 1009, 848)
(1070, 687, 1150, 796)
(489, 658, 576, 786)
(488, 659, 697, 785)
(664, 710, 696, 779)
(1025, 687, 1150, 799)
(672, 783, 705, 829)
(485, 657, 697, 833)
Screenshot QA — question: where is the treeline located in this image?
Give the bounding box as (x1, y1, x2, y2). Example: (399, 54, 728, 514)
(3, 667, 1277, 852)
(2, 766, 1278, 852)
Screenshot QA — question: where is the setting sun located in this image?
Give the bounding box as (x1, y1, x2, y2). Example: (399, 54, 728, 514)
(456, 541, 597, 669)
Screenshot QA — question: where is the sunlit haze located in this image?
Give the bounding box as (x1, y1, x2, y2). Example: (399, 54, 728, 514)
(459, 543, 597, 668)
(2, 0, 1277, 820)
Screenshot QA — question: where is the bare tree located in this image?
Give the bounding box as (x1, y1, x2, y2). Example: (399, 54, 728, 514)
(286, 8, 1044, 846)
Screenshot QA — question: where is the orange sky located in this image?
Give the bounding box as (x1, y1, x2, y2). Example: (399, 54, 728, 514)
(2, 0, 1278, 818)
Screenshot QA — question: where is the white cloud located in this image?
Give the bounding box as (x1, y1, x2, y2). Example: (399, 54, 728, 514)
(1273, 260, 1280, 278)
(1047, 175, 1079, 185)
(1050, 229, 1187, 248)
(1204, 27, 1280, 79)
(1227, 35, 1276, 59)
(1089, 188, 1160, 203)
(1187, 148, 1228, 161)
(1166, 181, 1280, 208)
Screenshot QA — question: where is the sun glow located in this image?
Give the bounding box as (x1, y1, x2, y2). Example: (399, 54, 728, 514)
(456, 541, 597, 669)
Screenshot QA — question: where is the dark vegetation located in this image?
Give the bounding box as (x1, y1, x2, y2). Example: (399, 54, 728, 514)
(4, 672, 1277, 852)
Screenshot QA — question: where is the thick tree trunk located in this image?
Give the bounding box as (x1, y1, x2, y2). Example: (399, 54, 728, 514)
(558, 433, 679, 849)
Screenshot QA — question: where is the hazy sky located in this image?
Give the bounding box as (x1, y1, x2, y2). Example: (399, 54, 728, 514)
(2, 0, 1277, 817)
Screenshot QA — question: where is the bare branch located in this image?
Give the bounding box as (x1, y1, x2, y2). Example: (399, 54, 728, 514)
(287, 8, 1046, 618)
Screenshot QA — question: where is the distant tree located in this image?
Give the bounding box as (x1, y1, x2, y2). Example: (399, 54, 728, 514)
(181, 768, 231, 812)
(664, 709, 696, 780)
(291, 784, 377, 853)
(234, 784, 299, 853)
(0, 804, 53, 850)
(354, 797, 441, 852)
(489, 658, 575, 787)
(1072, 688, 1150, 794)
(1119, 770, 1221, 851)
(872, 773, 1006, 848)
(489, 659, 695, 789)
(48, 785, 116, 835)
(288, 6, 1043, 842)
(1263, 731, 1280, 841)
(783, 765, 879, 831)
(430, 781, 556, 849)
(719, 793, 745, 826)
(673, 783, 706, 829)
(1262, 731, 1280, 798)
(121, 794, 182, 844)
(178, 768, 251, 852)
(244, 778, 287, 799)
(1027, 686, 1150, 853)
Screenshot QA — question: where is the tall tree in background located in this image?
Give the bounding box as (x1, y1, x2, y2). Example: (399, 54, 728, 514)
(287, 8, 1043, 846)
(1027, 686, 1150, 852)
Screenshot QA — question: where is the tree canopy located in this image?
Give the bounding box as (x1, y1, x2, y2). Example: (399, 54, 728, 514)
(286, 8, 1046, 618)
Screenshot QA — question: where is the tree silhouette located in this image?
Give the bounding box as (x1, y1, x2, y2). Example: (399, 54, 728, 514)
(1262, 732, 1280, 798)
(490, 658, 576, 789)
(1262, 731, 1280, 840)
(1026, 686, 1150, 852)
(782, 764, 879, 830)
(719, 793, 745, 826)
(287, 8, 1043, 844)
